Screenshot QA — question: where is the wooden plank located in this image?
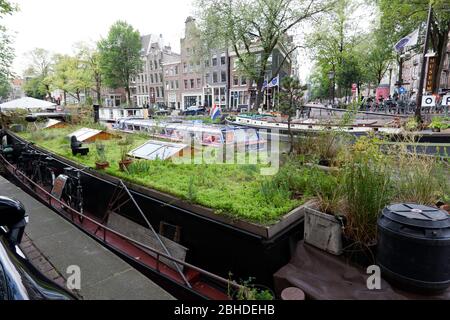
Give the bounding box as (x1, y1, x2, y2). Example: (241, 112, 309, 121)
(106, 212, 188, 271)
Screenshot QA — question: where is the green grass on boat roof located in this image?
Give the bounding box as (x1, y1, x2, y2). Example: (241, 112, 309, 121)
(17, 125, 308, 225)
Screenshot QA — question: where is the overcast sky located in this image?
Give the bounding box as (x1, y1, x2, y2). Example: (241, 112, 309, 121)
(3, 0, 372, 81)
(3, 0, 196, 75)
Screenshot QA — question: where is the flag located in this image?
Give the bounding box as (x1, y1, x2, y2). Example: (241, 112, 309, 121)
(210, 104, 221, 120)
(394, 28, 420, 53)
(268, 75, 280, 88)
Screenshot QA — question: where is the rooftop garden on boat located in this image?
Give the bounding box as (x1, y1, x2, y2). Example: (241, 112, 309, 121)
(15, 123, 315, 225)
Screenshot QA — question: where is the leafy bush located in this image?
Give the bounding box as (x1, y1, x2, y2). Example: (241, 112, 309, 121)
(308, 169, 342, 215)
(392, 148, 449, 205)
(95, 141, 108, 163)
(341, 151, 392, 245)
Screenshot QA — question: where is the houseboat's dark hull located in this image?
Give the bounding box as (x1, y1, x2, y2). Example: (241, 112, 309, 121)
(1, 131, 305, 294)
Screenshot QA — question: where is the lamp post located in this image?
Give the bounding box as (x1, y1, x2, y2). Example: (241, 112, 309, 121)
(388, 67, 393, 96)
(328, 71, 335, 107)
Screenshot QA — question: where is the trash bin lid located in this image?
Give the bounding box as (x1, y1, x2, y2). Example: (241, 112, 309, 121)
(382, 203, 450, 229)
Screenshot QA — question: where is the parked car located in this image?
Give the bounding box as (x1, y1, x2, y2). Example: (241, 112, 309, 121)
(0, 196, 76, 300)
(182, 106, 206, 116)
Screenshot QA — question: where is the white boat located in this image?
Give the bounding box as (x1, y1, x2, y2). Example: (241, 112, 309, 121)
(228, 114, 404, 136)
(113, 118, 266, 150)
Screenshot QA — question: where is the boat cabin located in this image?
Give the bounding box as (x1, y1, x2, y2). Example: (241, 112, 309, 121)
(114, 119, 265, 150)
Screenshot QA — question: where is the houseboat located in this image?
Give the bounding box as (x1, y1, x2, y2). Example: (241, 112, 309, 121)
(99, 107, 147, 123)
(114, 118, 266, 150)
(228, 114, 404, 136)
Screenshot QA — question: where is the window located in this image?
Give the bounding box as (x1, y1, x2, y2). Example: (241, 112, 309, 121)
(160, 73, 163, 83)
(184, 80, 188, 89)
(161, 87, 164, 97)
(190, 79, 195, 88)
(175, 66, 179, 74)
(171, 80, 174, 89)
(176, 80, 179, 89)
(213, 72, 218, 83)
(156, 87, 160, 98)
(155, 74, 158, 83)
(166, 81, 170, 90)
(150, 74, 154, 83)
(183, 63, 187, 73)
(212, 56, 218, 66)
(154, 60, 158, 69)
(221, 71, 226, 82)
(241, 77, 247, 86)
(221, 54, 226, 65)
(205, 73, 210, 83)
(205, 59, 210, 67)
(197, 78, 201, 88)
(233, 75, 239, 86)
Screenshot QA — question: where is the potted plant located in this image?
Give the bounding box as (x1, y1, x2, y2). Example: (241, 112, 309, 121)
(95, 142, 109, 170)
(119, 144, 133, 172)
(228, 277, 275, 301)
(117, 135, 134, 172)
(429, 117, 445, 133)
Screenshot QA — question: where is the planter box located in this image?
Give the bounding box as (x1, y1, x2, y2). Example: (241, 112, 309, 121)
(304, 207, 343, 255)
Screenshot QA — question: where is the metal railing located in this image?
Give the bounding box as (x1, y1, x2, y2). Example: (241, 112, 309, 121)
(0, 153, 243, 297)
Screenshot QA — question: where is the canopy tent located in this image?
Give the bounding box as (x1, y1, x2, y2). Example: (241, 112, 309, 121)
(0, 97, 57, 111)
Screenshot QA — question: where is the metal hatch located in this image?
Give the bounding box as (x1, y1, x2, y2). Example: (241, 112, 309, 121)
(129, 140, 188, 160)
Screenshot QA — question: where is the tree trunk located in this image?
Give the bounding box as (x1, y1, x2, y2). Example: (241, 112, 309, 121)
(255, 77, 265, 112)
(126, 86, 131, 106)
(63, 91, 67, 106)
(288, 115, 294, 155)
(76, 90, 80, 103)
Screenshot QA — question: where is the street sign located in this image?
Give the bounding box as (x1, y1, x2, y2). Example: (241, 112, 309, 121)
(426, 56, 437, 92)
(442, 95, 450, 106)
(422, 95, 436, 107)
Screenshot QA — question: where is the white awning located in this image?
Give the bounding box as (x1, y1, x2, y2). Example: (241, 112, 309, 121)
(0, 97, 57, 111)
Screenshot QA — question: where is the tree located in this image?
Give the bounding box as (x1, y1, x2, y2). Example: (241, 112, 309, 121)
(379, 0, 450, 94)
(23, 76, 47, 100)
(0, 73, 11, 99)
(279, 76, 305, 154)
(98, 21, 142, 105)
(306, 0, 366, 101)
(0, 0, 16, 84)
(196, 0, 333, 110)
(24, 48, 53, 99)
(76, 43, 103, 106)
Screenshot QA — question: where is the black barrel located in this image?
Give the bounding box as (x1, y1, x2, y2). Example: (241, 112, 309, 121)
(377, 203, 450, 292)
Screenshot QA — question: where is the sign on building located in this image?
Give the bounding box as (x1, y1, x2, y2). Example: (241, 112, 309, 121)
(442, 95, 450, 106)
(422, 95, 436, 107)
(426, 56, 437, 92)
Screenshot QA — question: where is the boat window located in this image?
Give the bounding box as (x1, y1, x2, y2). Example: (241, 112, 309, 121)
(203, 133, 222, 145)
(224, 131, 235, 143)
(246, 129, 259, 142)
(234, 129, 246, 143)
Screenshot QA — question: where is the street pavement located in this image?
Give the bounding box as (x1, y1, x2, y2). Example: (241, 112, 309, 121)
(0, 175, 175, 300)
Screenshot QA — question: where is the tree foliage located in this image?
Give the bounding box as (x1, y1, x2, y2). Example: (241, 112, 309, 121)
(0, 0, 17, 83)
(24, 48, 53, 99)
(98, 21, 142, 105)
(279, 76, 305, 153)
(195, 0, 334, 109)
(379, 0, 450, 93)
